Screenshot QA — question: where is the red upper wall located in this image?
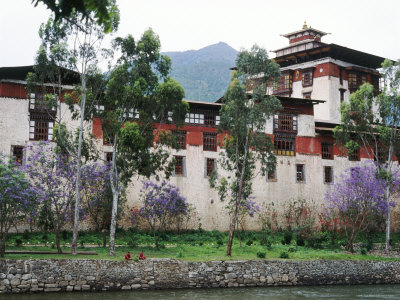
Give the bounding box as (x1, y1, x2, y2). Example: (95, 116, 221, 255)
(0, 82, 27, 99)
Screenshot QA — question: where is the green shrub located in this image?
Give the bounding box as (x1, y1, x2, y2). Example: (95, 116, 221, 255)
(14, 238, 23, 247)
(256, 251, 266, 259)
(360, 247, 367, 255)
(216, 239, 223, 246)
(79, 241, 84, 248)
(260, 237, 272, 250)
(281, 231, 292, 245)
(288, 247, 296, 253)
(279, 252, 289, 259)
(22, 230, 30, 240)
(296, 236, 305, 246)
(246, 239, 253, 246)
(158, 243, 166, 249)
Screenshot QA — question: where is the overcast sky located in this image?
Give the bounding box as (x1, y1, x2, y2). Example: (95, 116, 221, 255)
(1, 0, 399, 68)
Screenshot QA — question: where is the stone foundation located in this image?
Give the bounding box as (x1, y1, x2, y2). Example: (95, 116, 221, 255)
(1, 259, 400, 293)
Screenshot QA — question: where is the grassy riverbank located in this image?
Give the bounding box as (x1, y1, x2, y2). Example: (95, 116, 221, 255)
(3, 230, 400, 261)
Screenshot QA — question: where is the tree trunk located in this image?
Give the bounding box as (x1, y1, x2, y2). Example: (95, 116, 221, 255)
(0, 238, 5, 258)
(55, 230, 62, 254)
(385, 184, 391, 254)
(102, 229, 107, 248)
(226, 200, 239, 256)
(72, 74, 87, 255)
(109, 185, 119, 256)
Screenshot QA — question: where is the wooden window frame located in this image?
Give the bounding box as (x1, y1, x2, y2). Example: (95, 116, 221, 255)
(274, 134, 295, 156)
(11, 145, 24, 165)
(29, 119, 54, 141)
(273, 114, 297, 133)
(203, 132, 217, 152)
(302, 71, 313, 87)
(321, 143, 333, 160)
(105, 152, 113, 162)
(174, 156, 184, 175)
(324, 166, 333, 184)
(296, 164, 305, 182)
(206, 158, 215, 177)
(267, 169, 277, 181)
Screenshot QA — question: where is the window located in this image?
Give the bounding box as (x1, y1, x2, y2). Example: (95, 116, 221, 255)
(29, 119, 54, 141)
(105, 152, 113, 162)
(174, 156, 184, 175)
(267, 169, 277, 181)
(186, 113, 204, 125)
(296, 164, 305, 182)
(302, 71, 313, 87)
(348, 73, 357, 89)
(324, 166, 333, 183)
(185, 110, 220, 127)
(173, 130, 186, 149)
(339, 68, 343, 85)
(273, 114, 297, 133)
(29, 91, 56, 111)
(205, 158, 215, 177)
(273, 73, 292, 94)
(339, 89, 345, 103)
(303, 92, 311, 99)
(274, 134, 295, 156)
(348, 148, 360, 161)
(12, 146, 24, 165)
(203, 132, 217, 151)
(321, 143, 333, 160)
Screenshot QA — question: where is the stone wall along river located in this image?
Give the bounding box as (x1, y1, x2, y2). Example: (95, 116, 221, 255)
(1, 258, 400, 294)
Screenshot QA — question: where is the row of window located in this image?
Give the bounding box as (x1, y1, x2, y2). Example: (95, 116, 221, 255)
(171, 131, 218, 151)
(268, 164, 333, 184)
(173, 156, 216, 177)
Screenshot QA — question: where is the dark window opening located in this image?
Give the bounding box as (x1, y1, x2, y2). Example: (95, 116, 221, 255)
(106, 152, 113, 162)
(302, 71, 313, 87)
(267, 169, 276, 181)
(174, 156, 184, 175)
(296, 164, 305, 182)
(339, 68, 343, 85)
(321, 143, 333, 160)
(203, 132, 217, 151)
(206, 158, 215, 177)
(324, 166, 333, 183)
(12, 146, 24, 165)
(340, 89, 345, 103)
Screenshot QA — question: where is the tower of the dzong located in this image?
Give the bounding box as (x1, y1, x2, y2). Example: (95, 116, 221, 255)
(272, 22, 384, 124)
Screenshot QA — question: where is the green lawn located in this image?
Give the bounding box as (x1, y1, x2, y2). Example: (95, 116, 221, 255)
(2, 230, 400, 262)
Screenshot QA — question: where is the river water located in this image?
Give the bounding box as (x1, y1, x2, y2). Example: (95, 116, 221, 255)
(1, 285, 400, 300)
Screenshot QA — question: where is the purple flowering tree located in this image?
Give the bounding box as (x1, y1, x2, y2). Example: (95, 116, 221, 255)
(24, 142, 77, 253)
(325, 162, 399, 252)
(0, 156, 39, 257)
(81, 162, 123, 247)
(132, 180, 189, 249)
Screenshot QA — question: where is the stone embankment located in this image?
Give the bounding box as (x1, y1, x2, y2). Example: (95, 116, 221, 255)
(1, 259, 400, 293)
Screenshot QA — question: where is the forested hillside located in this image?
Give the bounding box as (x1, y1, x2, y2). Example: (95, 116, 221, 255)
(163, 42, 237, 102)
